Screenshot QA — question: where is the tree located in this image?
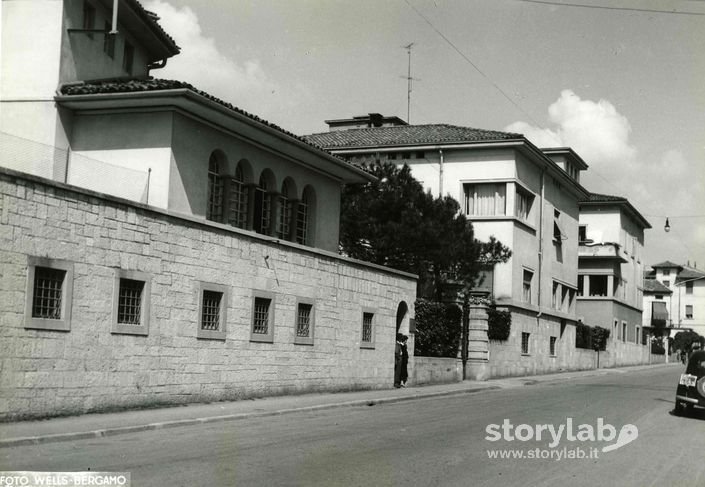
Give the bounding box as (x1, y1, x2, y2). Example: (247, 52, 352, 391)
(673, 330, 705, 353)
(340, 162, 511, 298)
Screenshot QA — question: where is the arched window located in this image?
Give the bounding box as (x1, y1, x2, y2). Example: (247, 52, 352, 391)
(296, 186, 314, 245)
(206, 154, 224, 222)
(227, 163, 249, 229)
(277, 179, 295, 240)
(254, 172, 273, 235)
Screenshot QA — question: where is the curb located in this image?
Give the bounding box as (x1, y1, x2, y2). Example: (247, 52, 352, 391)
(0, 386, 500, 449)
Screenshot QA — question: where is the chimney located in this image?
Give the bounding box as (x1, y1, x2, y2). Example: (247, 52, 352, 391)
(369, 113, 384, 127)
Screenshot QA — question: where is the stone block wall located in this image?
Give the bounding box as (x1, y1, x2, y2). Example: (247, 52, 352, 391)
(0, 169, 416, 420)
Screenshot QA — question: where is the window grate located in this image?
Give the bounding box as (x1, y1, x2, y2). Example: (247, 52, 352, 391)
(118, 278, 144, 325)
(32, 267, 65, 319)
(521, 332, 530, 354)
(207, 160, 224, 222)
(278, 196, 292, 239)
(296, 303, 312, 337)
(362, 312, 373, 343)
(201, 291, 222, 331)
(253, 297, 271, 334)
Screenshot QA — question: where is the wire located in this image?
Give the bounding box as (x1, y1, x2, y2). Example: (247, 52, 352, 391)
(514, 0, 705, 16)
(403, 0, 543, 127)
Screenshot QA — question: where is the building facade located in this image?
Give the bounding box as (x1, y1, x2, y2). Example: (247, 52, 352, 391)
(0, 2, 417, 419)
(305, 115, 592, 376)
(577, 193, 651, 346)
(645, 261, 705, 338)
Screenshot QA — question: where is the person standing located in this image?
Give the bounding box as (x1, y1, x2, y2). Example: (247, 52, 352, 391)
(394, 333, 404, 388)
(400, 335, 409, 387)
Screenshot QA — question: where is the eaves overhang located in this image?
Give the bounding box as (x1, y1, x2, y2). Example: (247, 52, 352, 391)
(55, 90, 375, 184)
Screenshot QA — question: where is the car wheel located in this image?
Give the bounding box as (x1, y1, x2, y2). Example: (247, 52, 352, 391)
(674, 400, 684, 416)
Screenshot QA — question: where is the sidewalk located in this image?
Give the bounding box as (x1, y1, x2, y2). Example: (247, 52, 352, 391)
(0, 362, 680, 448)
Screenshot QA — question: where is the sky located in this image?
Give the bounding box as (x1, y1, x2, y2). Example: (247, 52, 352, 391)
(143, 0, 705, 269)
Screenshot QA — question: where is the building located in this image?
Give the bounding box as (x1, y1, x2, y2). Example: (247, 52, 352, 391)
(645, 261, 705, 338)
(0, 2, 416, 420)
(577, 193, 651, 348)
(642, 277, 672, 337)
(305, 115, 594, 377)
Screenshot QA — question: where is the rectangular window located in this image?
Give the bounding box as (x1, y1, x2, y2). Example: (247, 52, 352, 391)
(294, 300, 315, 345)
(686, 305, 693, 320)
(663, 280, 670, 288)
(521, 332, 530, 354)
(522, 269, 533, 304)
(663, 269, 671, 276)
(577, 275, 584, 297)
(296, 201, 309, 245)
(622, 322, 627, 342)
(25, 258, 74, 331)
(635, 326, 640, 345)
(111, 270, 150, 335)
(361, 311, 375, 349)
(250, 292, 274, 342)
(227, 179, 248, 229)
(197, 283, 227, 340)
(686, 281, 693, 295)
(123, 41, 134, 74)
(614, 319, 619, 340)
(464, 183, 506, 217)
(515, 185, 534, 223)
(578, 225, 587, 242)
(103, 21, 115, 58)
(589, 275, 608, 297)
(550, 336, 557, 356)
(553, 209, 564, 243)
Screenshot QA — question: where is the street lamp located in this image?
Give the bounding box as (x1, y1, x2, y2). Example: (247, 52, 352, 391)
(664, 217, 671, 232)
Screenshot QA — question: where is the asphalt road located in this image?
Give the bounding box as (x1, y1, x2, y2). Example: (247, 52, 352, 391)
(2, 366, 703, 487)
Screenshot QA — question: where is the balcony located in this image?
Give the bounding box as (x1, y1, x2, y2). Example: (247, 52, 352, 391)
(578, 242, 628, 263)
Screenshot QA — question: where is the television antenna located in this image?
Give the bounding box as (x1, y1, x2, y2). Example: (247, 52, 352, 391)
(401, 43, 421, 124)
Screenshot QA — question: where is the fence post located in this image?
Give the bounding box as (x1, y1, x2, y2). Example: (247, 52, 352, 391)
(466, 295, 490, 380)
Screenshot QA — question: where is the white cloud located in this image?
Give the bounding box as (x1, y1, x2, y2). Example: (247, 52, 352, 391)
(505, 89, 636, 167)
(143, 1, 278, 115)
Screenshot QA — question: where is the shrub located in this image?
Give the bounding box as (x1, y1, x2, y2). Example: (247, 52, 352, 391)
(575, 322, 593, 349)
(591, 326, 610, 352)
(651, 340, 666, 355)
(487, 308, 511, 341)
(413, 299, 462, 357)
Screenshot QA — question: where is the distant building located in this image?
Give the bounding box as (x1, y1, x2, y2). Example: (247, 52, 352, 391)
(645, 261, 705, 338)
(305, 115, 592, 375)
(577, 193, 651, 346)
(0, 2, 416, 420)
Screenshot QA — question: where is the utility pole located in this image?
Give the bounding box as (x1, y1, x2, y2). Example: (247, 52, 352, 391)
(401, 43, 420, 124)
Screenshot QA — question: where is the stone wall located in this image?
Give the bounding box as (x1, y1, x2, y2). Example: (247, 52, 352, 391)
(411, 357, 462, 385)
(0, 169, 417, 420)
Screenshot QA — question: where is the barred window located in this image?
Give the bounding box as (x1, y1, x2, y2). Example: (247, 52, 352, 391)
(521, 332, 530, 354)
(227, 165, 249, 229)
(117, 279, 144, 325)
(201, 291, 222, 331)
(550, 336, 557, 356)
(361, 311, 375, 348)
(32, 267, 65, 319)
(207, 155, 224, 222)
(296, 188, 311, 245)
(251, 294, 274, 342)
(112, 270, 150, 335)
(25, 258, 74, 331)
(296, 303, 312, 337)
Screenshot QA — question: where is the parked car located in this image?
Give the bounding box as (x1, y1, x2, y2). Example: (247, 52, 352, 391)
(674, 350, 705, 415)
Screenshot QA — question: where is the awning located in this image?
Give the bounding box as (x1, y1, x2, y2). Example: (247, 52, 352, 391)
(651, 301, 668, 327)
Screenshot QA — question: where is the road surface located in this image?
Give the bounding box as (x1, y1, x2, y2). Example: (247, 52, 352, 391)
(1, 365, 703, 486)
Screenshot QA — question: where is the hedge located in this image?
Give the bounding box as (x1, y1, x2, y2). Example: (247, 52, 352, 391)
(413, 299, 462, 357)
(487, 308, 511, 341)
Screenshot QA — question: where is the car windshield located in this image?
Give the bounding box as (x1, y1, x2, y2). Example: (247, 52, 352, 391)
(685, 351, 705, 376)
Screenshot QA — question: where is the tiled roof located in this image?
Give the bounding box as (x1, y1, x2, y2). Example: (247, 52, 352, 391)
(651, 260, 683, 269)
(678, 267, 705, 280)
(128, 0, 180, 54)
(303, 124, 523, 149)
(643, 279, 673, 294)
(59, 78, 336, 157)
(580, 192, 627, 203)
